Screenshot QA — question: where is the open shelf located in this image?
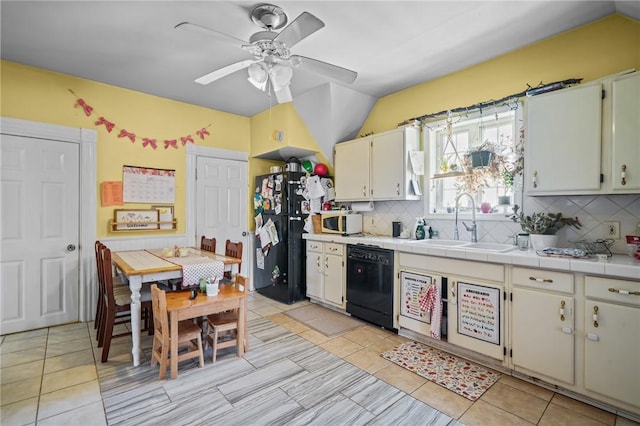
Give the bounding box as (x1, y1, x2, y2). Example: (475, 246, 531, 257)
(108, 219, 177, 232)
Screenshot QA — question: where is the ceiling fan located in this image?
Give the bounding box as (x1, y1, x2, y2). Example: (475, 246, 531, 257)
(176, 3, 358, 104)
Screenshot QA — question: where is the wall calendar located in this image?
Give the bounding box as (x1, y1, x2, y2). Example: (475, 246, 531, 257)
(122, 165, 175, 203)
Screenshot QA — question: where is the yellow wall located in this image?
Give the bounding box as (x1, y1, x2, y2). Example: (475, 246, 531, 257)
(360, 14, 640, 134)
(1, 61, 250, 237)
(2, 14, 638, 237)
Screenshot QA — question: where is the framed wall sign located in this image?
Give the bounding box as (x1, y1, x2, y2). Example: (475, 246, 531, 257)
(114, 209, 159, 230)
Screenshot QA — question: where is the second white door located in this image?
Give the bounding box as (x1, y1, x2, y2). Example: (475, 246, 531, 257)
(195, 156, 248, 273)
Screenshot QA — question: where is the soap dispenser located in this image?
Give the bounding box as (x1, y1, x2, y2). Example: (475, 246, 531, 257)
(415, 218, 426, 240)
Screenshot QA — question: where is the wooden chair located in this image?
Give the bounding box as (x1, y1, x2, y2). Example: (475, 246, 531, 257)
(150, 284, 204, 379)
(98, 245, 153, 362)
(201, 236, 216, 253)
(205, 275, 248, 362)
(224, 239, 243, 279)
(94, 241, 127, 333)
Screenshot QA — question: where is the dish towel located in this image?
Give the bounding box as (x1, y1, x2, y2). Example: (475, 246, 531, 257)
(419, 279, 442, 340)
(164, 256, 224, 288)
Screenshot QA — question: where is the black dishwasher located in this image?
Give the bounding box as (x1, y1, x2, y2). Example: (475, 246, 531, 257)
(346, 244, 395, 330)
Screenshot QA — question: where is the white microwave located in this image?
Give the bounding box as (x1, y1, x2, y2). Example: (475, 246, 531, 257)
(320, 213, 362, 235)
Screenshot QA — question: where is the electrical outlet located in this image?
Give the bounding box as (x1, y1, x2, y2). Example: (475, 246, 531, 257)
(370, 217, 376, 227)
(604, 221, 620, 239)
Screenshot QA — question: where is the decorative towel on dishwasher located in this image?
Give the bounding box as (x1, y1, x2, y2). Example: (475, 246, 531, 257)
(419, 279, 442, 340)
(164, 256, 224, 288)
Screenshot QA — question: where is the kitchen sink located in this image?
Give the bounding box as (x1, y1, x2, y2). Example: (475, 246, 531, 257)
(463, 242, 515, 252)
(407, 239, 469, 247)
(406, 239, 515, 252)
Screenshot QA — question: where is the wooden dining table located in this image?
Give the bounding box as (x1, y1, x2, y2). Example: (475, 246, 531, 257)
(111, 248, 242, 367)
(165, 285, 246, 379)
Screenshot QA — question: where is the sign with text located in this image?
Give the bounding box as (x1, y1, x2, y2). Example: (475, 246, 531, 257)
(457, 282, 500, 345)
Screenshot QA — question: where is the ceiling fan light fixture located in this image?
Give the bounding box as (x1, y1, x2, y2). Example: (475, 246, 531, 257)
(248, 62, 268, 90)
(269, 63, 293, 90)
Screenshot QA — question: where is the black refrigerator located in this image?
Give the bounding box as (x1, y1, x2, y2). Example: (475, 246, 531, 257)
(253, 171, 306, 304)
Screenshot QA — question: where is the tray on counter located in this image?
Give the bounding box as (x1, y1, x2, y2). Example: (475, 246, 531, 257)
(535, 247, 592, 259)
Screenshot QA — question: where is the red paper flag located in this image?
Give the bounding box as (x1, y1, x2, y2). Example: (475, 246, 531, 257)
(95, 117, 115, 133)
(164, 139, 178, 149)
(118, 129, 136, 143)
(142, 138, 158, 149)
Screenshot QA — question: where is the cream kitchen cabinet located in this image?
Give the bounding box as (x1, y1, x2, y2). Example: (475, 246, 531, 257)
(305, 241, 324, 300)
(610, 72, 640, 191)
(525, 71, 640, 195)
(334, 126, 421, 202)
(398, 253, 506, 361)
(583, 276, 640, 412)
(305, 241, 345, 309)
(511, 267, 575, 385)
(333, 138, 370, 201)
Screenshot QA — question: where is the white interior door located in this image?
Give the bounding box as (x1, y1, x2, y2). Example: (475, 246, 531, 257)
(1, 134, 80, 334)
(196, 156, 248, 274)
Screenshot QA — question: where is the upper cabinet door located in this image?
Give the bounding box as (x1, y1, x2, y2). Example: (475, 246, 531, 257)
(371, 126, 421, 201)
(334, 137, 371, 201)
(525, 83, 602, 194)
(611, 73, 640, 191)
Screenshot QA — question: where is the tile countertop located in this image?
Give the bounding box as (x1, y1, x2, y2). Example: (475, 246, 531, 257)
(302, 233, 640, 281)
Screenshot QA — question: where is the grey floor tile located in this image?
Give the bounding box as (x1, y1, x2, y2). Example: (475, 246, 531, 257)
(243, 334, 316, 369)
(209, 387, 304, 426)
(285, 393, 375, 426)
(369, 394, 453, 426)
(341, 374, 405, 416)
(218, 358, 307, 405)
(281, 361, 369, 409)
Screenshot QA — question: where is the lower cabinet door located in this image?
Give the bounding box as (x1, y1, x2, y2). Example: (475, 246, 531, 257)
(512, 288, 575, 384)
(305, 252, 323, 300)
(584, 300, 640, 409)
(324, 254, 344, 307)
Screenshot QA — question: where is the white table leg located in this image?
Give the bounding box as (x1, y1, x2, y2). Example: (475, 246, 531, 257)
(128, 275, 143, 366)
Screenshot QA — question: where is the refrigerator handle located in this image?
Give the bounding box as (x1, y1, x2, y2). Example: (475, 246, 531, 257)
(289, 217, 302, 221)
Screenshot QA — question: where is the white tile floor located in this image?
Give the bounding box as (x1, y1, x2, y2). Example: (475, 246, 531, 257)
(1, 291, 639, 425)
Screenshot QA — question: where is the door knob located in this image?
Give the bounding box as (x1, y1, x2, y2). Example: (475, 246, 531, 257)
(242, 231, 248, 237)
(66, 244, 76, 252)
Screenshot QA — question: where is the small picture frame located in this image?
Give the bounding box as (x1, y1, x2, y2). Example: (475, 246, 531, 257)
(152, 205, 174, 230)
(114, 209, 159, 230)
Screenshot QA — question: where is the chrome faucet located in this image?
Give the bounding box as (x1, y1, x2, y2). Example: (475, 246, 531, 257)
(454, 192, 478, 242)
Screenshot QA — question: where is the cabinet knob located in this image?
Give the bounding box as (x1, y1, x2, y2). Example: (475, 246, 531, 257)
(621, 164, 627, 186)
(592, 305, 599, 328)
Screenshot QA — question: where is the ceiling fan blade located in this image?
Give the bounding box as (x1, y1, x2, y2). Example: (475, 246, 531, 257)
(274, 12, 324, 49)
(292, 55, 357, 84)
(195, 59, 257, 85)
(175, 21, 248, 45)
(273, 84, 293, 104)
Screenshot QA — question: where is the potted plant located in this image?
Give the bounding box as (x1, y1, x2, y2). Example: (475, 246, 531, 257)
(509, 205, 582, 250)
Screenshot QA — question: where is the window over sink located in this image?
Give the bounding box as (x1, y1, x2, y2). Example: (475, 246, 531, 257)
(424, 105, 523, 218)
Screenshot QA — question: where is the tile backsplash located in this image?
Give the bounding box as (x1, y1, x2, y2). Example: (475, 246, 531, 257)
(359, 194, 640, 255)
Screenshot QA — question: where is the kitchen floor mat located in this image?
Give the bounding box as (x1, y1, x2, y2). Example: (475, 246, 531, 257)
(283, 303, 366, 337)
(382, 341, 501, 401)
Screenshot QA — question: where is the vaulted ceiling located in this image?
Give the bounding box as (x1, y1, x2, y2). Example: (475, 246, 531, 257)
(2, 1, 639, 117)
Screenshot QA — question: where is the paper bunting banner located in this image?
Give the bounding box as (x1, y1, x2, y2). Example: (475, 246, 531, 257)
(142, 138, 158, 150)
(95, 117, 115, 133)
(164, 139, 178, 149)
(180, 135, 194, 146)
(75, 98, 93, 116)
(118, 129, 136, 143)
(68, 89, 212, 151)
(196, 127, 210, 139)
